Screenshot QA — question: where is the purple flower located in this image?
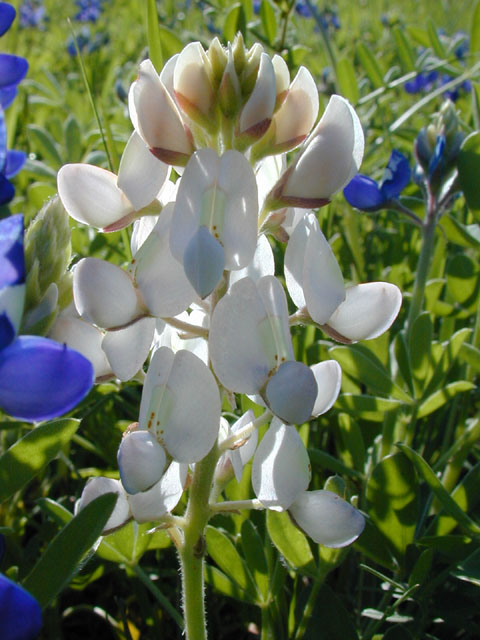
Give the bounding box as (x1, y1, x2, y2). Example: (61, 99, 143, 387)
(343, 150, 410, 211)
(0, 574, 42, 640)
(0, 214, 94, 421)
(404, 71, 438, 94)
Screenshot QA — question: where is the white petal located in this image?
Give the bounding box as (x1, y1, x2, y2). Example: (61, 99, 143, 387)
(73, 258, 145, 329)
(302, 216, 345, 323)
(131, 59, 193, 157)
(229, 233, 274, 287)
(183, 226, 225, 298)
(209, 276, 292, 394)
(272, 66, 319, 150)
(170, 149, 258, 271)
(289, 490, 365, 547)
(102, 317, 155, 381)
(239, 53, 276, 135)
(77, 477, 131, 533)
(131, 215, 160, 256)
(251, 420, 311, 510)
(327, 282, 402, 341)
(228, 410, 258, 483)
(283, 95, 364, 200)
(174, 42, 214, 118)
(272, 54, 290, 101)
(139, 347, 221, 463)
(160, 53, 179, 98)
(265, 360, 317, 424)
(58, 164, 133, 229)
(256, 153, 286, 211)
(128, 461, 187, 522)
(311, 360, 342, 417)
(117, 131, 169, 211)
(48, 315, 111, 379)
(133, 203, 197, 317)
(285, 214, 345, 322)
(118, 430, 167, 494)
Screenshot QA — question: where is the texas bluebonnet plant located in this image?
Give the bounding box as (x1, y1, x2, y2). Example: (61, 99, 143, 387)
(55, 35, 402, 640)
(0, 2, 28, 205)
(0, 214, 94, 421)
(0, 573, 42, 640)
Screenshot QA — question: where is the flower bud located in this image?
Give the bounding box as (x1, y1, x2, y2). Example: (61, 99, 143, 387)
(272, 54, 290, 110)
(237, 53, 276, 145)
(207, 37, 228, 90)
(173, 42, 217, 131)
(130, 59, 195, 166)
(219, 45, 242, 118)
(117, 430, 167, 494)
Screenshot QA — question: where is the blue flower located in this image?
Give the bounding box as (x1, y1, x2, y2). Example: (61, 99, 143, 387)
(0, 573, 42, 640)
(74, 0, 104, 23)
(0, 214, 94, 421)
(0, 2, 15, 36)
(404, 71, 438, 94)
(0, 107, 26, 205)
(343, 150, 410, 211)
(19, 1, 46, 29)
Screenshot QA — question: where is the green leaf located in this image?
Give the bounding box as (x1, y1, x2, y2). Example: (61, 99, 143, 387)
(440, 215, 480, 249)
(241, 520, 269, 601)
(307, 584, 359, 640)
(397, 444, 480, 537)
(97, 521, 152, 564)
(408, 548, 434, 587)
(308, 448, 363, 480)
(418, 534, 477, 561)
(392, 26, 416, 71)
(27, 124, 63, 167)
(224, 4, 247, 42)
(458, 132, 480, 218)
(23, 493, 117, 608)
(423, 328, 472, 398)
(426, 18, 447, 59)
(336, 58, 359, 104)
(357, 42, 383, 88)
(453, 547, 480, 586)
(204, 564, 254, 603)
(158, 26, 183, 59)
(366, 452, 419, 561)
(394, 332, 414, 395)
(336, 413, 365, 471)
(329, 345, 412, 404)
(0, 419, 80, 502)
(335, 394, 403, 421)
(146, 0, 163, 71)
(447, 254, 479, 307)
(471, 0, 480, 54)
(433, 461, 480, 536)
(64, 114, 82, 163)
(205, 526, 257, 601)
(260, 0, 276, 46)
(417, 380, 474, 418)
(459, 342, 480, 372)
(384, 626, 414, 640)
(266, 510, 316, 577)
(409, 312, 433, 396)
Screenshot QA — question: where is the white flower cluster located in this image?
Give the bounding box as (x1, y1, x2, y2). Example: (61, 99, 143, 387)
(56, 36, 401, 548)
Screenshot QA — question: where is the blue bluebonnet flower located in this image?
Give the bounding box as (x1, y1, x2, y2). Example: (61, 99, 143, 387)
(66, 25, 108, 57)
(0, 4, 28, 88)
(404, 70, 438, 94)
(0, 107, 26, 206)
(0, 214, 94, 421)
(18, 0, 45, 29)
(74, 0, 104, 23)
(0, 574, 42, 640)
(343, 150, 410, 211)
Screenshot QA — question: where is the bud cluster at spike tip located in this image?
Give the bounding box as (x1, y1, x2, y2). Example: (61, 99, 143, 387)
(52, 35, 405, 550)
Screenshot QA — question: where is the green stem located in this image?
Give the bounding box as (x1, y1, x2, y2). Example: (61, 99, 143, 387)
(406, 205, 437, 338)
(293, 570, 327, 640)
(179, 444, 220, 640)
(132, 563, 184, 630)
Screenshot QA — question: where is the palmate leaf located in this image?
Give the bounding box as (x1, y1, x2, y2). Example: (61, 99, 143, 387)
(22, 493, 117, 608)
